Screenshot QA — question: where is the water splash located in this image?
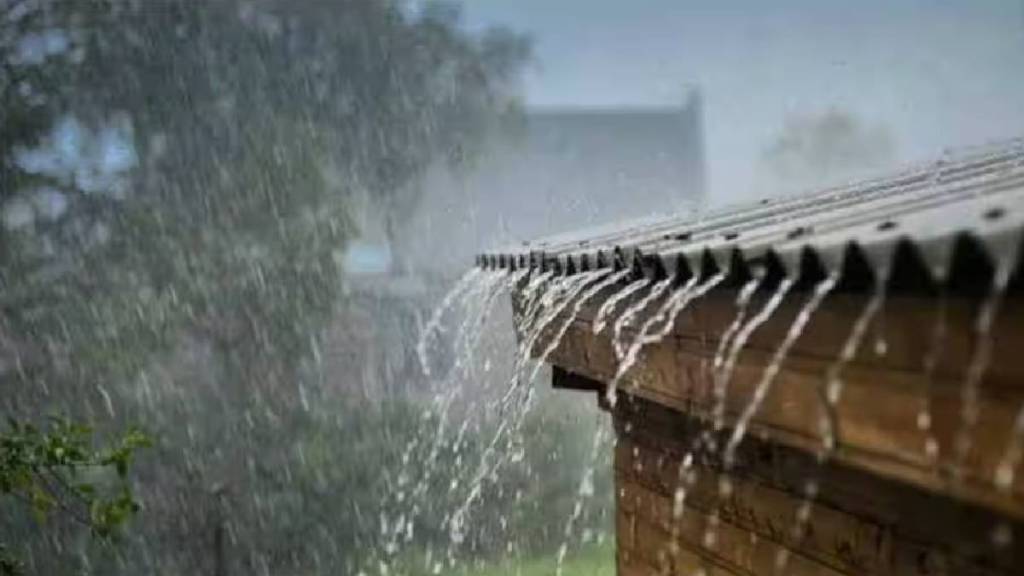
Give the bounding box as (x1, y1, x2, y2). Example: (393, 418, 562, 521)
(699, 276, 794, 555)
(449, 271, 518, 380)
(515, 270, 560, 338)
(723, 272, 838, 469)
(706, 276, 761, 449)
(696, 276, 790, 557)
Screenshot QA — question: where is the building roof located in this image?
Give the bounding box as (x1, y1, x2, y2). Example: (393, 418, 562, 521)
(478, 138, 1024, 294)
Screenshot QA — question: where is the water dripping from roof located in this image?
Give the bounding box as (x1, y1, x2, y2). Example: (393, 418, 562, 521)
(723, 271, 838, 470)
(709, 277, 761, 419)
(820, 270, 889, 453)
(698, 275, 795, 554)
(711, 276, 794, 434)
(555, 415, 610, 576)
(918, 296, 949, 464)
(776, 269, 889, 576)
(447, 269, 610, 554)
(532, 269, 630, 381)
(416, 268, 483, 380)
(954, 251, 1017, 483)
(606, 271, 732, 409)
(611, 277, 675, 361)
(603, 274, 700, 408)
(592, 277, 650, 335)
(523, 270, 615, 384)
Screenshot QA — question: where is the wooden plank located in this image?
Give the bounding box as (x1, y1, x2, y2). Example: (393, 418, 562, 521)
(627, 485, 846, 576)
(615, 397, 1024, 575)
(527, 292, 1024, 519)
(562, 288, 1024, 387)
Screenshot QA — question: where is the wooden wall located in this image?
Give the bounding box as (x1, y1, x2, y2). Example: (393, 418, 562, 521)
(612, 394, 1022, 575)
(516, 280, 1024, 574)
(530, 286, 1024, 519)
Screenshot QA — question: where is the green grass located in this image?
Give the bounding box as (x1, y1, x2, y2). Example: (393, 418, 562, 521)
(395, 543, 615, 576)
(463, 543, 615, 576)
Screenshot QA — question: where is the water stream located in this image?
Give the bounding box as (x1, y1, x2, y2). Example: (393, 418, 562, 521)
(722, 272, 838, 469)
(611, 277, 675, 361)
(524, 270, 617, 385)
(700, 276, 795, 556)
(712, 278, 762, 376)
(774, 273, 888, 575)
(955, 253, 1016, 484)
(593, 277, 651, 335)
(606, 272, 729, 408)
(380, 270, 515, 573)
(417, 268, 484, 379)
(533, 269, 632, 376)
(712, 277, 794, 434)
(819, 273, 889, 454)
(411, 239, 1017, 575)
(554, 416, 611, 576)
(445, 269, 622, 559)
(918, 296, 949, 464)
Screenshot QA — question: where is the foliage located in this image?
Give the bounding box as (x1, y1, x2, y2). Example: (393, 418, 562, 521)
(463, 543, 614, 576)
(1, 0, 528, 397)
(1, 0, 531, 574)
(0, 416, 150, 574)
(0, 545, 20, 576)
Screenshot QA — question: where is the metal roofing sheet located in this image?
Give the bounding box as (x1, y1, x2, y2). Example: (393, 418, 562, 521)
(477, 138, 1024, 292)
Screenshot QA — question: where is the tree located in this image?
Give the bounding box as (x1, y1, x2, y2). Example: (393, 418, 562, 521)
(0, 1, 529, 573)
(0, 417, 150, 575)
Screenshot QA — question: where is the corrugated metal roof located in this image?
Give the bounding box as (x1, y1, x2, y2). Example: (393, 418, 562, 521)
(477, 138, 1024, 293)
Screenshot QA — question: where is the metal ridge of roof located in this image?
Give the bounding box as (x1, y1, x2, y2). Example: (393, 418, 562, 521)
(476, 138, 1024, 293)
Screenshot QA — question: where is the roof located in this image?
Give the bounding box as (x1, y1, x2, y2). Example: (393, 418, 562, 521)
(478, 138, 1024, 294)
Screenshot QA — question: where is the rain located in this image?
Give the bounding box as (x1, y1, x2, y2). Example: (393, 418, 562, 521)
(3, 2, 1024, 576)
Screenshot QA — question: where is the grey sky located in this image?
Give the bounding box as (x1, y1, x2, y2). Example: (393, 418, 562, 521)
(461, 0, 1024, 204)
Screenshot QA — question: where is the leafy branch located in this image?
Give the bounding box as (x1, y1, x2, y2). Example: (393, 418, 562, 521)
(0, 416, 151, 574)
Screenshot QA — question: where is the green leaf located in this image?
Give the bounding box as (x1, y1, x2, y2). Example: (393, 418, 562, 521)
(76, 482, 97, 497)
(28, 484, 55, 523)
(0, 543, 23, 576)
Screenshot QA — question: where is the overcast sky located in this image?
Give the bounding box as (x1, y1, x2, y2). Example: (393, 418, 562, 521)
(460, 0, 1024, 204)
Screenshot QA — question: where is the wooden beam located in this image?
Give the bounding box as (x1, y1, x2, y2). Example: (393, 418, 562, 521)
(519, 284, 1024, 520)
